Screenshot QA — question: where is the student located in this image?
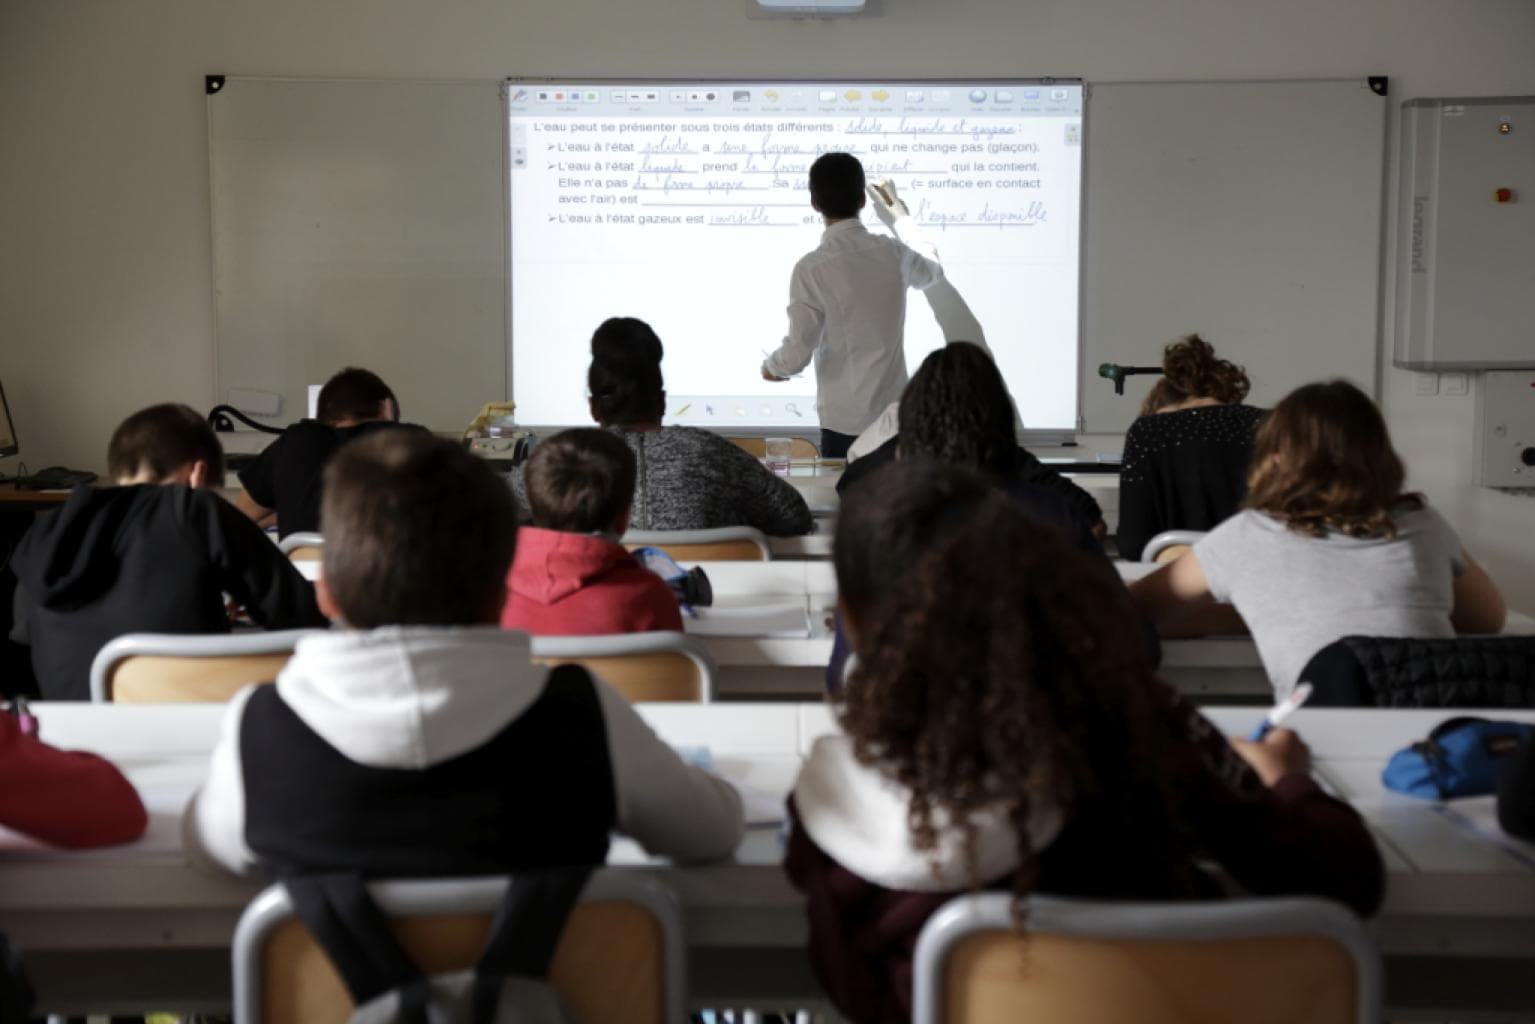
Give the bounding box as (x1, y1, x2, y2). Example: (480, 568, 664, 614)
(501, 428, 682, 636)
(236, 366, 419, 538)
(0, 710, 147, 848)
(184, 430, 743, 878)
(1131, 380, 1507, 696)
(1116, 335, 1267, 560)
(761, 153, 944, 458)
(834, 342, 1106, 538)
(11, 404, 324, 701)
(514, 317, 813, 536)
(785, 460, 1385, 1024)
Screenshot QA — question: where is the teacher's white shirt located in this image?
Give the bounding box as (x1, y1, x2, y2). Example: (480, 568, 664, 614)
(762, 218, 942, 436)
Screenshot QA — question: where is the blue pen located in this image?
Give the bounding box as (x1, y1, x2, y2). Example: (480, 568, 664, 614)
(1247, 682, 1313, 741)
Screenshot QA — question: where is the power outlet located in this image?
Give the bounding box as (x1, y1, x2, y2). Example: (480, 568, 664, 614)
(1442, 372, 1470, 397)
(1414, 372, 1440, 396)
(1474, 372, 1535, 487)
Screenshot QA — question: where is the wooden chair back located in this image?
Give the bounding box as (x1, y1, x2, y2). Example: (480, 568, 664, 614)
(107, 652, 291, 703)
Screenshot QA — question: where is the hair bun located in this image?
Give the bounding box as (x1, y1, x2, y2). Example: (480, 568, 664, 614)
(1162, 334, 1250, 405)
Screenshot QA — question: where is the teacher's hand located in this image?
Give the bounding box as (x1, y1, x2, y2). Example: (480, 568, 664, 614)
(762, 364, 789, 383)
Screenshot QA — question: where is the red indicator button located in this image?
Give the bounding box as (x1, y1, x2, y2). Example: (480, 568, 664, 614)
(1494, 187, 1516, 203)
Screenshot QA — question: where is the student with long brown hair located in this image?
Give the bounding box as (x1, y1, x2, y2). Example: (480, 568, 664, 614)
(1131, 379, 1506, 696)
(785, 459, 1384, 1024)
(1116, 334, 1266, 560)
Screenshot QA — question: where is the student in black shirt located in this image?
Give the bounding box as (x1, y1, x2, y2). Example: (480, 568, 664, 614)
(12, 404, 324, 700)
(1116, 335, 1267, 561)
(235, 367, 418, 537)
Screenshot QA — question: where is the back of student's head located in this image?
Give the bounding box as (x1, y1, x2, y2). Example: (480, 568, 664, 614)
(833, 459, 1192, 897)
(897, 342, 1018, 478)
(321, 430, 516, 628)
(317, 367, 397, 426)
(1245, 379, 1418, 539)
(107, 403, 226, 487)
(524, 428, 637, 534)
(1140, 334, 1250, 416)
(809, 152, 866, 220)
(587, 317, 666, 427)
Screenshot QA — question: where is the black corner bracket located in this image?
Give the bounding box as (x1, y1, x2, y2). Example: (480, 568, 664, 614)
(1367, 76, 1389, 97)
(206, 75, 226, 96)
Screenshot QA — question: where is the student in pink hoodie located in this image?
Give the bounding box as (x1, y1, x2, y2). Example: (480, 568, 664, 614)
(0, 709, 147, 849)
(502, 428, 683, 636)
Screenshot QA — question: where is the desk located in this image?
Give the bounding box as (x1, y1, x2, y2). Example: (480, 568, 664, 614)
(2, 703, 1532, 1016)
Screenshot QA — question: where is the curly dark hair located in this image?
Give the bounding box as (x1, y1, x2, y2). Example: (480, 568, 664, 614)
(896, 342, 1019, 478)
(834, 459, 1196, 898)
(588, 317, 666, 427)
(1245, 379, 1421, 539)
(1140, 334, 1250, 416)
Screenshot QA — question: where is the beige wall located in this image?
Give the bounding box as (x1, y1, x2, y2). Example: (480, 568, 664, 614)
(3, 0, 1533, 608)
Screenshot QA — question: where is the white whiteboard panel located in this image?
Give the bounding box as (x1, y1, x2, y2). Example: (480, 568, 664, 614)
(208, 77, 1385, 437)
(1082, 79, 1386, 432)
(209, 78, 506, 432)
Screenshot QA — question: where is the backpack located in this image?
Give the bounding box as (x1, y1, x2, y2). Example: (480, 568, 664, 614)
(1382, 717, 1535, 800)
(284, 868, 591, 1024)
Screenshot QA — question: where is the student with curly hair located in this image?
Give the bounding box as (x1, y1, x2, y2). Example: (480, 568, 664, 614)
(785, 459, 1384, 1024)
(1131, 380, 1506, 696)
(1116, 334, 1267, 560)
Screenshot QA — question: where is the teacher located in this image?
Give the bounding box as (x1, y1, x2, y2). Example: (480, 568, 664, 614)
(760, 153, 945, 459)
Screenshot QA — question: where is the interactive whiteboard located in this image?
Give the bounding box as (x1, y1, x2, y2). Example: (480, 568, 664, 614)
(506, 80, 1085, 431)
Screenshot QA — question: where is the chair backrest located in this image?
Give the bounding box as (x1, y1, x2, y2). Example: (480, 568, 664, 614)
(913, 894, 1380, 1024)
(88, 630, 318, 703)
(623, 527, 772, 562)
(726, 436, 819, 459)
(232, 872, 684, 1024)
(278, 532, 325, 562)
(1140, 530, 1208, 564)
(530, 631, 716, 702)
(1303, 633, 1535, 708)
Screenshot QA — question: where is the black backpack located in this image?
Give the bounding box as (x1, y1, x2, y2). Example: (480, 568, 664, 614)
(284, 868, 591, 1024)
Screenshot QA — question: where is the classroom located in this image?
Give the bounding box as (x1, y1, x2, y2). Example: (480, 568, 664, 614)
(2, 1, 1535, 1022)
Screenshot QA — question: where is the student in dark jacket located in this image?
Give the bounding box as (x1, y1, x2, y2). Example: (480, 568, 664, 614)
(786, 461, 1385, 1024)
(12, 404, 324, 701)
(502, 428, 682, 636)
(1116, 334, 1267, 560)
(835, 344, 1104, 536)
(235, 366, 422, 538)
(184, 430, 742, 878)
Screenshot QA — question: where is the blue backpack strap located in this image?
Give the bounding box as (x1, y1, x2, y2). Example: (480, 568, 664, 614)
(285, 872, 432, 1023)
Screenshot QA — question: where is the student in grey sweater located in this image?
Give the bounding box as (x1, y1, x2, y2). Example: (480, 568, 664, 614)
(513, 318, 813, 536)
(1131, 380, 1506, 696)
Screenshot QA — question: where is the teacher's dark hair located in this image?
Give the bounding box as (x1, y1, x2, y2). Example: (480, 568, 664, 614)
(809, 153, 867, 220)
(588, 317, 666, 427)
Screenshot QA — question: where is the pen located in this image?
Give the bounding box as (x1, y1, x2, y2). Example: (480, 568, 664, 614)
(11, 695, 38, 738)
(1247, 682, 1313, 742)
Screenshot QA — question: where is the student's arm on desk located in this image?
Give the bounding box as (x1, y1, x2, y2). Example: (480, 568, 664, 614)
(1452, 550, 1507, 634)
(233, 488, 275, 530)
(182, 685, 261, 877)
(0, 713, 147, 849)
(1129, 551, 1247, 638)
(593, 681, 744, 863)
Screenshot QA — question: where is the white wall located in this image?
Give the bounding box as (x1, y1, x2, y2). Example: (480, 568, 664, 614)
(3, 0, 1533, 609)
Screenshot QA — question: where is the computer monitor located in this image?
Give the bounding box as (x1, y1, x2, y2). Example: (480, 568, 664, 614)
(0, 379, 16, 459)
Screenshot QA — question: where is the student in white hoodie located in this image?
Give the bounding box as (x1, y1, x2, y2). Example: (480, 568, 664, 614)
(183, 430, 744, 878)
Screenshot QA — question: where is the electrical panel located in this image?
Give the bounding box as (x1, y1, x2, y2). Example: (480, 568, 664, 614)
(1474, 371, 1535, 487)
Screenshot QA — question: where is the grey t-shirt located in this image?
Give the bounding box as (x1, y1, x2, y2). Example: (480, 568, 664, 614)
(1193, 505, 1466, 696)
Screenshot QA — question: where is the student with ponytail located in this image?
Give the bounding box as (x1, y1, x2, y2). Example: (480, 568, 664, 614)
(513, 317, 812, 536)
(1116, 334, 1266, 560)
(785, 460, 1383, 1024)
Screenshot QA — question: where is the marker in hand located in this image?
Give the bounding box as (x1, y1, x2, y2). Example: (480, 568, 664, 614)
(1247, 682, 1313, 742)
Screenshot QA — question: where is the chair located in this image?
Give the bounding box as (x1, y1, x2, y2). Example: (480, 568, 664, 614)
(278, 532, 324, 562)
(623, 527, 772, 562)
(1140, 529, 1207, 565)
(88, 629, 318, 703)
(530, 631, 717, 702)
(231, 871, 685, 1024)
(1301, 633, 1535, 707)
(727, 436, 819, 459)
(912, 893, 1381, 1024)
